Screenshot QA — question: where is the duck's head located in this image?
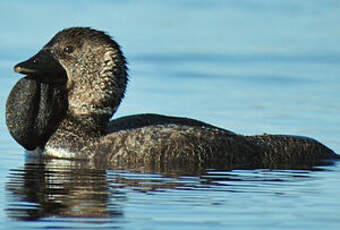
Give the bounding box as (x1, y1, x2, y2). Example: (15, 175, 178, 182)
(14, 27, 128, 121)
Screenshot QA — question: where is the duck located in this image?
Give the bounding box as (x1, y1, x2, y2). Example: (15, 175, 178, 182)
(6, 27, 339, 171)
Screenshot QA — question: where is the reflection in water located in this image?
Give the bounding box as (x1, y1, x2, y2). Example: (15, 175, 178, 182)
(5, 159, 123, 220)
(5, 155, 316, 222)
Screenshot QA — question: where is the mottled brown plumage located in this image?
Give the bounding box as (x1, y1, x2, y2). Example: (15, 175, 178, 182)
(7, 27, 339, 171)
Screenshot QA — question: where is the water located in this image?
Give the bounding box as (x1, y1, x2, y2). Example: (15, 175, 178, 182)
(1, 0, 340, 229)
(4, 160, 340, 230)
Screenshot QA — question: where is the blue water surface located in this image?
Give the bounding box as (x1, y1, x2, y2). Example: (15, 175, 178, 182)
(0, 1, 339, 229)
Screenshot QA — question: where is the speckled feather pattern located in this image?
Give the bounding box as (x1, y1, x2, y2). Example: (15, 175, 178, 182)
(7, 27, 338, 171)
(47, 28, 127, 122)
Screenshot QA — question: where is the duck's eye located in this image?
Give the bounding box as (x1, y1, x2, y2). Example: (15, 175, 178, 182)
(64, 45, 74, 54)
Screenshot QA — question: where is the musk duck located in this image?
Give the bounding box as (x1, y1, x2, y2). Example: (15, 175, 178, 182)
(6, 27, 339, 170)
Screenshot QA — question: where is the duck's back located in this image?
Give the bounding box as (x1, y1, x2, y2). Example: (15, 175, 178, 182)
(93, 114, 338, 171)
(106, 113, 235, 134)
(98, 122, 261, 170)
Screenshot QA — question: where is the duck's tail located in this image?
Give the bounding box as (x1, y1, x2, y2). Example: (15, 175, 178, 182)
(245, 134, 339, 169)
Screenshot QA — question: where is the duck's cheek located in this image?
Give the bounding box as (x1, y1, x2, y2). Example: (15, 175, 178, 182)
(6, 77, 68, 150)
(59, 61, 79, 91)
(66, 74, 74, 92)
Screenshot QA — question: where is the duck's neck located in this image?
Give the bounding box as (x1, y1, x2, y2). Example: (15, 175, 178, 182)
(65, 112, 107, 135)
(44, 44, 128, 157)
(66, 44, 128, 125)
(44, 112, 105, 157)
